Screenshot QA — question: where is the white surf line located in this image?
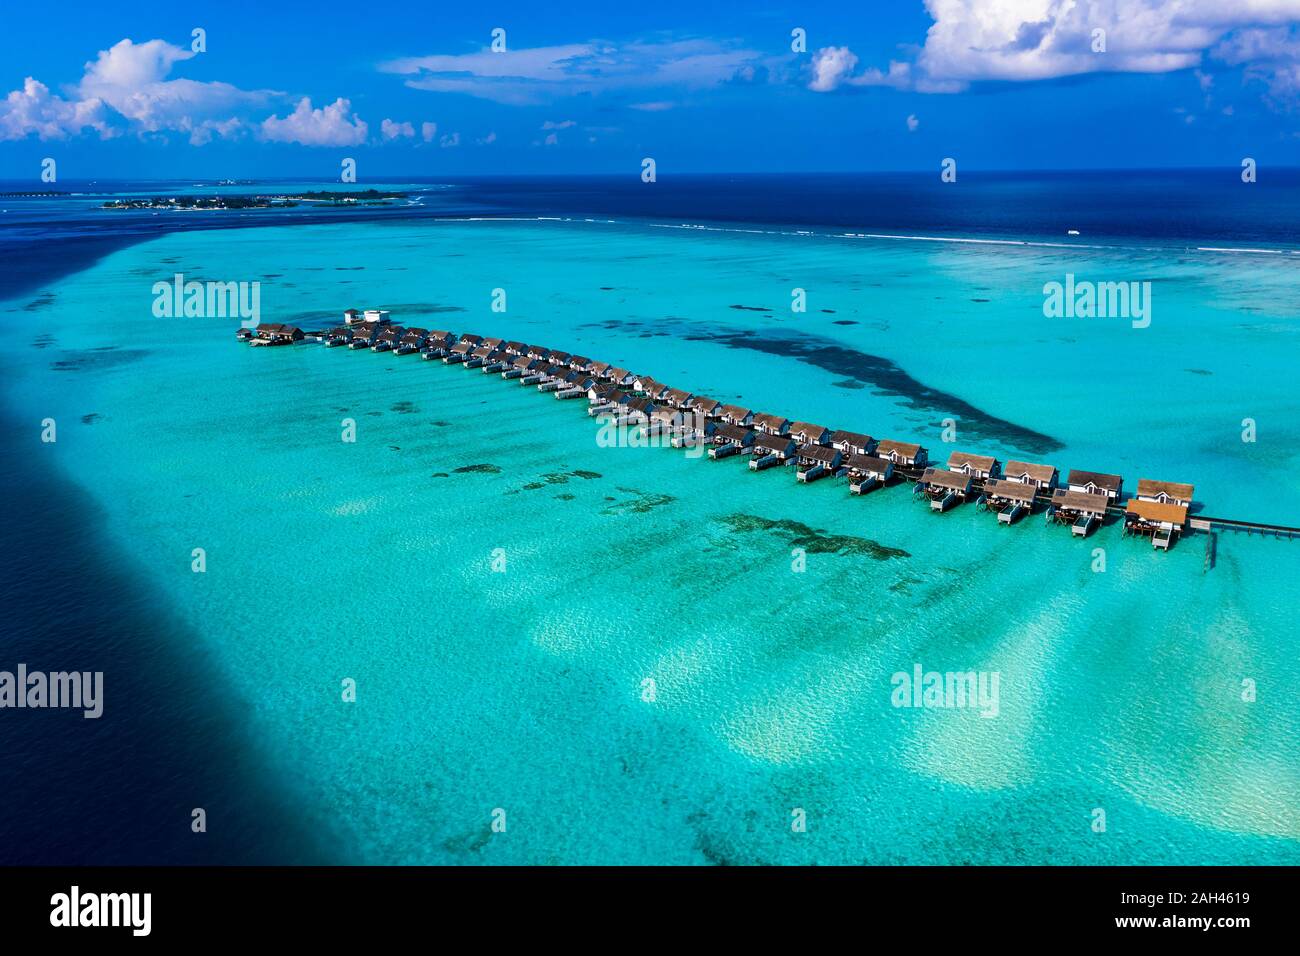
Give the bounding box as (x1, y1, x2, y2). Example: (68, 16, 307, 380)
(426, 214, 1300, 258)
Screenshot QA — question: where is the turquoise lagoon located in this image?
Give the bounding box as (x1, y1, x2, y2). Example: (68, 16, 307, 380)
(6, 216, 1299, 864)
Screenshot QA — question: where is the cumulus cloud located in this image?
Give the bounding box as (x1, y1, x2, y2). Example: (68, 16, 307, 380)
(381, 37, 767, 105)
(421, 121, 437, 142)
(381, 118, 415, 139)
(906, 113, 920, 131)
(77, 38, 274, 143)
(261, 97, 368, 146)
(809, 0, 1300, 99)
(541, 119, 576, 129)
(0, 77, 111, 141)
(477, 131, 497, 144)
(439, 131, 460, 147)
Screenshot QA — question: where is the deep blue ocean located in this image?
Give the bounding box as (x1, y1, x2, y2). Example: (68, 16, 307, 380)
(2, 170, 1298, 863)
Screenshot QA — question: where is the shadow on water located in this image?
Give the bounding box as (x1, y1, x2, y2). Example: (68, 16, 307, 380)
(0, 407, 331, 864)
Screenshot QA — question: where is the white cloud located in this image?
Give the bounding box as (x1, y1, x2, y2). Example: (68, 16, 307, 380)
(477, 131, 497, 144)
(906, 113, 920, 131)
(543, 132, 558, 146)
(439, 131, 460, 147)
(78, 39, 273, 143)
(541, 119, 576, 129)
(810, 0, 1300, 98)
(421, 121, 437, 142)
(381, 37, 766, 105)
(629, 100, 674, 111)
(0, 77, 111, 141)
(381, 118, 415, 139)
(261, 97, 368, 146)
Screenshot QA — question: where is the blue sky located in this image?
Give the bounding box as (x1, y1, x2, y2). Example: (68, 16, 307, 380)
(2, 0, 1299, 178)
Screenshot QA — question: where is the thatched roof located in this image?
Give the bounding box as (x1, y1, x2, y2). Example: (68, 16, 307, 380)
(846, 454, 892, 475)
(921, 467, 971, 492)
(984, 479, 1036, 504)
(1005, 461, 1056, 484)
(1126, 499, 1189, 525)
(947, 451, 998, 473)
(1136, 479, 1194, 502)
(876, 439, 924, 460)
(1052, 488, 1110, 514)
(1067, 469, 1123, 495)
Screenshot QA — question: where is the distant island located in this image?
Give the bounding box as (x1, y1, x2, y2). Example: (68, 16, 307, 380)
(0, 190, 67, 198)
(101, 189, 409, 210)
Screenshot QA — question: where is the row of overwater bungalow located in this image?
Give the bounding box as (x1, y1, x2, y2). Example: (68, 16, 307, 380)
(242, 310, 1199, 551)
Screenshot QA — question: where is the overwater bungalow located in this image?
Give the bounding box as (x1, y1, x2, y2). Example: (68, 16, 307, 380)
(535, 363, 570, 389)
(1003, 460, 1058, 492)
(569, 355, 594, 372)
(845, 454, 894, 494)
(1135, 479, 1194, 509)
(1050, 488, 1110, 536)
(554, 370, 589, 397)
(588, 389, 632, 416)
(687, 396, 722, 419)
(918, 467, 972, 511)
(445, 339, 475, 363)
(421, 331, 456, 359)
(343, 308, 362, 325)
(235, 326, 254, 341)
(347, 321, 380, 349)
(465, 344, 495, 368)
(620, 396, 657, 426)
(589, 360, 612, 378)
(875, 439, 929, 470)
(504, 355, 540, 379)
(526, 345, 551, 360)
(607, 367, 636, 388)
(670, 416, 717, 448)
(504, 341, 528, 356)
(634, 376, 667, 400)
(481, 337, 505, 352)
(371, 325, 405, 352)
(796, 445, 844, 483)
(751, 413, 792, 436)
(1066, 469, 1123, 502)
(719, 405, 754, 427)
(708, 423, 756, 459)
(830, 430, 874, 457)
(947, 451, 1001, 482)
(790, 422, 832, 446)
(363, 309, 391, 325)
(543, 349, 569, 365)
(749, 433, 799, 470)
(642, 407, 686, 438)
(662, 387, 694, 409)
(251, 323, 304, 346)
(1126, 479, 1195, 550)
(480, 349, 511, 373)
(324, 326, 353, 347)
(981, 479, 1037, 524)
(1124, 499, 1189, 550)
